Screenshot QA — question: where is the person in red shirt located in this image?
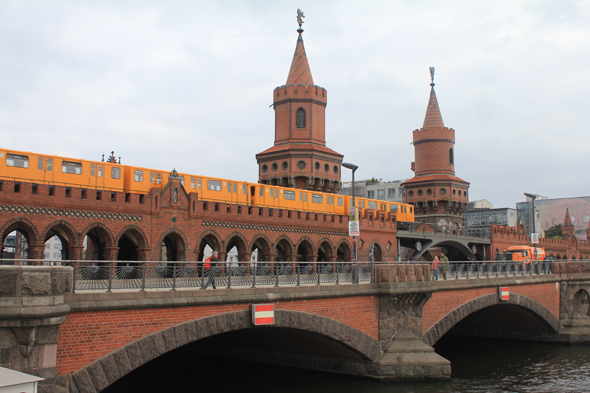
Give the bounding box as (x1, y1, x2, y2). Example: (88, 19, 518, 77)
(204, 251, 219, 289)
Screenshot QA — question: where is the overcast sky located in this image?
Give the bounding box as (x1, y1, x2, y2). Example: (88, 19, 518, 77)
(0, 1, 588, 208)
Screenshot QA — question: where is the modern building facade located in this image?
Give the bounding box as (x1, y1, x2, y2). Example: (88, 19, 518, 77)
(339, 179, 405, 203)
(464, 207, 518, 238)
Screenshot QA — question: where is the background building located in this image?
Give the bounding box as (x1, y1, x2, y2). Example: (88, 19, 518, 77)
(339, 178, 405, 203)
(517, 196, 590, 240)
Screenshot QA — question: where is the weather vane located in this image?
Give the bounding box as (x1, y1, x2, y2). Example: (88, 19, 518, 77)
(297, 9, 305, 29)
(429, 66, 435, 86)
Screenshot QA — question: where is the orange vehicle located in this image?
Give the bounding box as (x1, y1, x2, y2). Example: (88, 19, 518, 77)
(506, 246, 546, 263)
(0, 148, 125, 192)
(0, 146, 416, 223)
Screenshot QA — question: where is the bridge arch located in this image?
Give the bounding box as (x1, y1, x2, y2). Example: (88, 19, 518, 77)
(295, 237, 314, 261)
(0, 217, 41, 259)
(41, 220, 79, 260)
(69, 310, 381, 392)
(422, 293, 560, 346)
(224, 231, 249, 261)
(273, 235, 294, 261)
(115, 225, 149, 261)
(250, 234, 271, 262)
(195, 230, 222, 261)
(81, 223, 115, 261)
(316, 238, 335, 261)
(157, 229, 189, 261)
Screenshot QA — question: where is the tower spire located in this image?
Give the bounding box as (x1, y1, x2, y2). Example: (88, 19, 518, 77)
(287, 9, 313, 85)
(423, 67, 444, 128)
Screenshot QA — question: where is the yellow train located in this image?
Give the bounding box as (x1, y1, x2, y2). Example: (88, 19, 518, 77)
(0, 147, 414, 222)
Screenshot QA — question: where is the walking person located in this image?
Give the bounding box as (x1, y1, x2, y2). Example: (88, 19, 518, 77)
(440, 253, 449, 280)
(204, 251, 219, 289)
(431, 256, 440, 280)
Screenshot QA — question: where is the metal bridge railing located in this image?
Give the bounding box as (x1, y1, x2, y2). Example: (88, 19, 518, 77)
(429, 260, 554, 281)
(0, 260, 374, 292)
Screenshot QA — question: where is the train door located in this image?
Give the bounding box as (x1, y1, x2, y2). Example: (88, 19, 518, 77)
(300, 191, 308, 212)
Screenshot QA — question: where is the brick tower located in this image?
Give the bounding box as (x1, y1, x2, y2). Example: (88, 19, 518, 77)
(401, 68, 470, 227)
(256, 14, 343, 193)
(563, 208, 574, 238)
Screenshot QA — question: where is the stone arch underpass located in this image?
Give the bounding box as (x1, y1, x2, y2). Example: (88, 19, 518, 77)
(422, 293, 560, 346)
(67, 310, 381, 392)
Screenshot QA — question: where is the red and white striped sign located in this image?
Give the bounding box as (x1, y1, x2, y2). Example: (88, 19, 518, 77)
(499, 287, 509, 301)
(252, 304, 274, 326)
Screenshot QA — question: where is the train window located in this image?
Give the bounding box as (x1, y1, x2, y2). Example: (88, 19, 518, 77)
(6, 153, 29, 168)
(191, 178, 195, 188)
(284, 190, 295, 200)
(157, 173, 161, 184)
(259, 187, 263, 197)
(390, 204, 398, 212)
(38, 157, 43, 170)
(228, 182, 232, 192)
(369, 201, 377, 210)
(208, 180, 222, 191)
(197, 179, 201, 189)
(62, 161, 82, 175)
(300, 192, 302, 201)
(98, 165, 103, 177)
(47, 159, 53, 171)
(111, 167, 121, 179)
(361, 201, 365, 209)
(243, 184, 246, 194)
(410, 207, 413, 214)
(304, 193, 307, 202)
(234, 183, 237, 193)
(338, 197, 343, 206)
(150, 172, 155, 183)
(134, 170, 143, 182)
(312, 194, 323, 204)
(90, 165, 95, 176)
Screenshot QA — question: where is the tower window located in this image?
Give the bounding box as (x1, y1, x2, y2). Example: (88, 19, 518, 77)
(296, 108, 306, 128)
(449, 148, 454, 164)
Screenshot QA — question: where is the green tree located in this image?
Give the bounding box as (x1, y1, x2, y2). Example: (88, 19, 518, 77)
(545, 224, 562, 239)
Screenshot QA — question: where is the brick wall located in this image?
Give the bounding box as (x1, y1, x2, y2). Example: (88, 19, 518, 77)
(421, 282, 560, 334)
(56, 296, 378, 375)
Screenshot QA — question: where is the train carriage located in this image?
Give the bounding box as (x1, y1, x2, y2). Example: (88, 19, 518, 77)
(0, 149, 125, 192)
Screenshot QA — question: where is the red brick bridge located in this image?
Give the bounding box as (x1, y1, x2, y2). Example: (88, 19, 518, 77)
(3, 261, 590, 393)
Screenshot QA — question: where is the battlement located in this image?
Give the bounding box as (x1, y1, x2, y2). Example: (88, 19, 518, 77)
(0, 179, 152, 213)
(274, 83, 327, 104)
(412, 127, 455, 143)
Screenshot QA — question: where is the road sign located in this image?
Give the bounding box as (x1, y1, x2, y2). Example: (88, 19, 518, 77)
(499, 287, 509, 301)
(252, 304, 274, 326)
(531, 233, 539, 244)
(349, 221, 360, 236)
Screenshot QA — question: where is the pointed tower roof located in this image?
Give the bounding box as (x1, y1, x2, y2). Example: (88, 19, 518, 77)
(564, 208, 573, 226)
(286, 30, 314, 85)
(423, 84, 444, 128)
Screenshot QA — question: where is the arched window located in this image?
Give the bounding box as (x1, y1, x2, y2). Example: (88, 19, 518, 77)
(296, 108, 306, 128)
(449, 148, 454, 164)
(174, 189, 178, 203)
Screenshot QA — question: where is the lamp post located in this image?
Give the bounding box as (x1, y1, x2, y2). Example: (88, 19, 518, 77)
(524, 192, 538, 260)
(342, 162, 358, 262)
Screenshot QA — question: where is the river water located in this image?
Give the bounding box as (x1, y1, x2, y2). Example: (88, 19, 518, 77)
(104, 336, 590, 393)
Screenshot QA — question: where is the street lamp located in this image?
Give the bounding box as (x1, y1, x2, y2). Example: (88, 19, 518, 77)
(524, 192, 538, 260)
(524, 193, 538, 236)
(342, 162, 358, 262)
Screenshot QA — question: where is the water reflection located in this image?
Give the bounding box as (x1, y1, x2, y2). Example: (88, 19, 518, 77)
(104, 336, 590, 393)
